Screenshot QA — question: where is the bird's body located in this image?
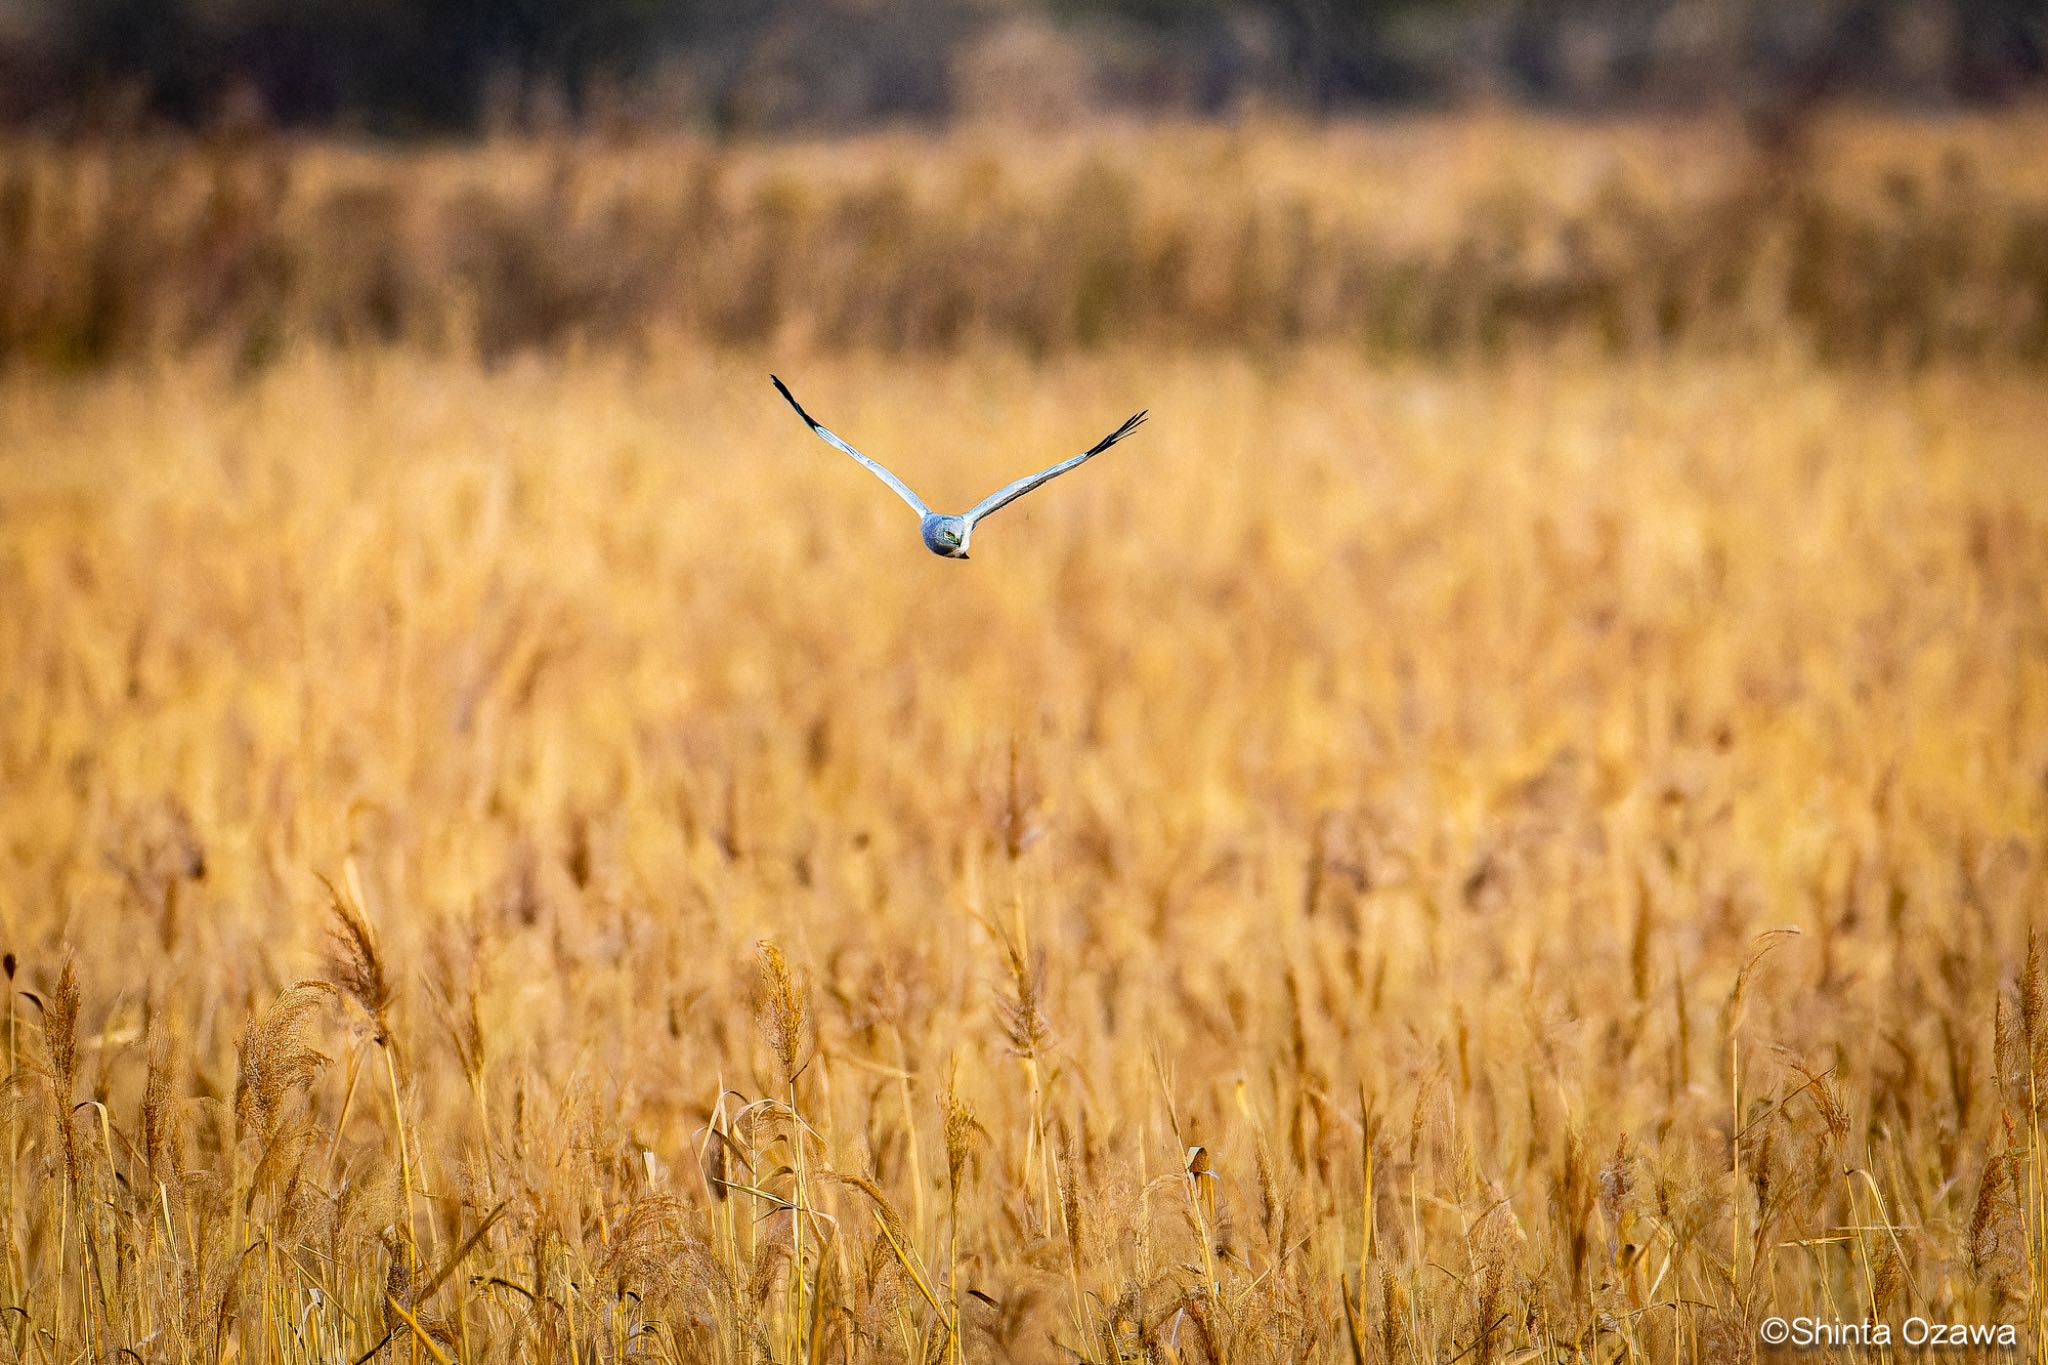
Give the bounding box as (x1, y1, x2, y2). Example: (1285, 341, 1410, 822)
(772, 375, 1146, 559)
(920, 514, 973, 559)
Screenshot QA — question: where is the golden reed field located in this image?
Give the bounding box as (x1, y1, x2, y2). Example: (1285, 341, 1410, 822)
(2, 115, 2048, 1365)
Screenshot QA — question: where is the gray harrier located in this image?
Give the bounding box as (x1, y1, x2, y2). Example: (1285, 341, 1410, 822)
(772, 376, 1147, 559)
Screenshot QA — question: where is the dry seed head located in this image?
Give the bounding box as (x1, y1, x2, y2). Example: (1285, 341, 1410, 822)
(1597, 1133, 1633, 1224)
(43, 956, 81, 1102)
(700, 1112, 733, 1202)
(2021, 929, 2048, 1091)
(1872, 1241, 1903, 1320)
(322, 877, 393, 1042)
(942, 1073, 986, 1203)
(1993, 991, 2017, 1100)
(997, 939, 1051, 1059)
(1786, 1056, 1848, 1146)
(142, 1020, 184, 1192)
(1057, 1122, 1086, 1272)
(1380, 1265, 1406, 1360)
(235, 982, 334, 1143)
(754, 941, 808, 1083)
(1749, 1124, 1777, 1221)
(1253, 1132, 1280, 1244)
(1968, 1147, 2017, 1284)
(39, 956, 83, 1186)
(1720, 927, 1799, 1042)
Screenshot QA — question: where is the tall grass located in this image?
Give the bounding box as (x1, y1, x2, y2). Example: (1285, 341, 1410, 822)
(1, 332, 2044, 1360)
(4, 112, 2048, 367)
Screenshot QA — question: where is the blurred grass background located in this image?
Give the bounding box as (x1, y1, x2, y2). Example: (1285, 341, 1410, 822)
(5, 112, 2048, 368)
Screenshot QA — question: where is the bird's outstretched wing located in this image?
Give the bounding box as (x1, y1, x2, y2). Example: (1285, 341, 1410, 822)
(772, 375, 931, 519)
(964, 410, 1147, 528)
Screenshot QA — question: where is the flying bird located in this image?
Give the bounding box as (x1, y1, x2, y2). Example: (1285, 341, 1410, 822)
(772, 375, 1147, 559)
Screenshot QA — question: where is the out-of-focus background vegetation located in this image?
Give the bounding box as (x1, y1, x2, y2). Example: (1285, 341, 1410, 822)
(1, 1, 2046, 374)
(0, 0, 2042, 133)
(8, 116, 2048, 370)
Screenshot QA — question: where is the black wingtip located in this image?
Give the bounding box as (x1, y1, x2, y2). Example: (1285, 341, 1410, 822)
(1086, 408, 1150, 456)
(769, 374, 819, 430)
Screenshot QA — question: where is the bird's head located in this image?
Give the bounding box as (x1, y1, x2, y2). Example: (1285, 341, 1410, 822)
(921, 516, 971, 559)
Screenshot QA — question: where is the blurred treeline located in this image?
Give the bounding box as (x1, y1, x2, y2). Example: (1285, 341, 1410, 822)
(4, 118, 2046, 367)
(0, 0, 2042, 133)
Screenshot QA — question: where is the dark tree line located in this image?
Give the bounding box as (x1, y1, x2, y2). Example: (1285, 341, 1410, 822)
(1, 0, 2041, 132)
(19, 0, 740, 129)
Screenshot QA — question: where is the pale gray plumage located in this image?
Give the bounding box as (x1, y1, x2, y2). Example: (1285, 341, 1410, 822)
(772, 375, 1146, 559)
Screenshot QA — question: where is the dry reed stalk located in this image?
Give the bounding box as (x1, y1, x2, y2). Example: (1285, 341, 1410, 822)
(755, 940, 813, 1362)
